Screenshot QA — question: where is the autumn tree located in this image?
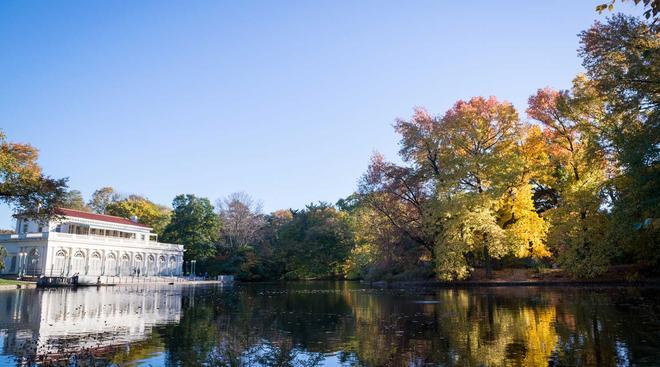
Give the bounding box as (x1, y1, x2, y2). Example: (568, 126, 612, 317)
(499, 125, 551, 259)
(431, 97, 548, 279)
(359, 98, 551, 280)
(106, 195, 171, 236)
(527, 84, 612, 277)
(342, 199, 427, 280)
(0, 130, 68, 220)
(216, 192, 265, 250)
(358, 153, 435, 259)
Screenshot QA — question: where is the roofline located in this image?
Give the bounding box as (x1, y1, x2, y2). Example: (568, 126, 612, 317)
(52, 208, 153, 229)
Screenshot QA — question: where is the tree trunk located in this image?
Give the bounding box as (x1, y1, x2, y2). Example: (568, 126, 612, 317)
(484, 244, 492, 279)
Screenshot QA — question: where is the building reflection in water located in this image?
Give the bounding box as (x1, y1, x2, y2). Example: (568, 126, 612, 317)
(0, 285, 182, 364)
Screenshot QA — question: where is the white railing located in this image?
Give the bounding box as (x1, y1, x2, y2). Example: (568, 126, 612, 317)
(0, 232, 47, 241)
(96, 275, 186, 285)
(1, 231, 182, 251)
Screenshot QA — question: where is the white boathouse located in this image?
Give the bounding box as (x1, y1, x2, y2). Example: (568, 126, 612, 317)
(0, 208, 184, 280)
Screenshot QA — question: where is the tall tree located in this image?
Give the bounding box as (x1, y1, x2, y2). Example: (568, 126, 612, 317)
(217, 192, 265, 250)
(358, 153, 434, 256)
(88, 186, 120, 214)
(499, 125, 551, 259)
(161, 194, 220, 261)
(432, 97, 535, 279)
(0, 130, 68, 220)
(61, 189, 90, 211)
(579, 15, 659, 218)
(578, 14, 660, 268)
(528, 85, 611, 277)
(361, 99, 551, 280)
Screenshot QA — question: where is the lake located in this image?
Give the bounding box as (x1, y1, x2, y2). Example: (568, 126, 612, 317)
(0, 282, 658, 366)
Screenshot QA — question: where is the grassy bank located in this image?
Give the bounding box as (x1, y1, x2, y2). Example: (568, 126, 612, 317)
(0, 278, 33, 286)
(362, 265, 660, 287)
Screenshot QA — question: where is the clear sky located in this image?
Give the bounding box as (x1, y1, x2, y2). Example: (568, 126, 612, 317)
(0, 1, 642, 229)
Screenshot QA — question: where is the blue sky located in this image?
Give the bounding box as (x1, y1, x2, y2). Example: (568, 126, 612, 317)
(0, 1, 641, 229)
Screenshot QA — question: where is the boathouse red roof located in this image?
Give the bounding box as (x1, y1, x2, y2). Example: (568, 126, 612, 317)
(55, 208, 151, 228)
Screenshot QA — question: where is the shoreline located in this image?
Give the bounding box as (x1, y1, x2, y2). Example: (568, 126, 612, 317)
(367, 279, 660, 288)
(3, 274, 660, 291)
(229, 277, 660, 288)
(0, 278, 232, 290)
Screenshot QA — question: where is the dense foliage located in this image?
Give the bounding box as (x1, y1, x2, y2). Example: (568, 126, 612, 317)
(161, 194, 220, 261)
(105, 195, 171, 236)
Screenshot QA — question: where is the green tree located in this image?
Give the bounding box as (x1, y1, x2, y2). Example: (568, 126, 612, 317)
(106, 195, 171, 235)
(0, 246, 7, 271)
(276, 203, 353, 279)
(0, 130, 68, 220)
(579, 14, 660, 268)
(596, 0, 659, 20)
(88, 186, 120, 214)
(61, 189, 90, 211)
(161, 194, 220, 261)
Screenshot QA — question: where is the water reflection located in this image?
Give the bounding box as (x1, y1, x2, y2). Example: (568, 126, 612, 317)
(0, 283, 659, 366)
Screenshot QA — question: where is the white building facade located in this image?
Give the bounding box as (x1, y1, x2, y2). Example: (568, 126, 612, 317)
(0, 208, 184, 279)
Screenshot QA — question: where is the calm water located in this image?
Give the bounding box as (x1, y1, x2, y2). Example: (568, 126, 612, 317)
(0, 283, 659, 366)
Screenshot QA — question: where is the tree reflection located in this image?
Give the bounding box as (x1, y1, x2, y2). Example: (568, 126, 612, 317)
(148, 284, 660, 367)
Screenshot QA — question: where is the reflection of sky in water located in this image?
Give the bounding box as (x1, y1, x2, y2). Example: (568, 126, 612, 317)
(0, 332, 16, 366)
(616, 341, 630, 367)
(0, 284, 657, 366)
(133, 353, 166, 367)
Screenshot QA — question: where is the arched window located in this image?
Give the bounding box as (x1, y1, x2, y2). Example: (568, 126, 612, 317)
(70, 251, 86, 275)
(158, 256, 166, 275)
(105, 252, 117, 276)
(88, 252, 102, 276)
(134, 254, 144, 276)
(120, 254, 131, 276)
(168, 256, 176, 275)
(26, 248, 40, 276)
(147, 255, 155, 276)
(54, 250, 67, 276)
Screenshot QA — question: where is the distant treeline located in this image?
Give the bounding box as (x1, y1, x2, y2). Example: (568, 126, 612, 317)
(1, 8, 657, 280)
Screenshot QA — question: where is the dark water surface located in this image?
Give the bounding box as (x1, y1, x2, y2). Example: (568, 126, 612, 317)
(0, 282, 659, 366)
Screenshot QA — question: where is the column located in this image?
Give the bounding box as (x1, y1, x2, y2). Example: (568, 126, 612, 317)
(100, 249, 106, 276)
(66, 247, 73, 276)
(84, 248, 90, 275)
